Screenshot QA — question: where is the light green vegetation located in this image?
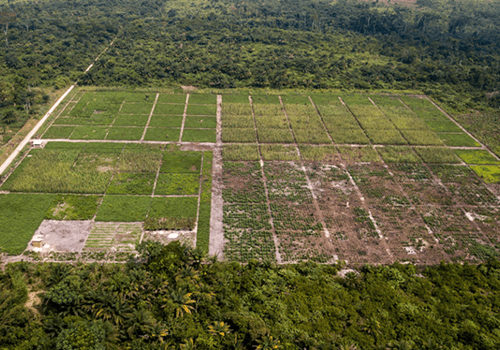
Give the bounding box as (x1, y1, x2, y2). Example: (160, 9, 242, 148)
(182, 129, 216, 142)
(0, 194, 55, 255)
(143, 127, 181, 141)
(112, 114, 149, 127)
(119, 103, 154, 115)
(189, 94, 217, 104)
(155, 174, 200, 195)
(186, 104, 217, 116)
(337, 146, 382, 163)
(148, 197, 198, 219)
(84, 222, 142, 251)
(106, 127, 143, 140)
(455, 150, 500, 165)
(197, 152, 213, 251)
(95, 195, 152, 222)
(222, 144, 260, 161)
(299, 145, 338, 162)
(222, 128, 256, 143)
(437, 133, 481, 147)
(157, 94, 187, 104)
(44, 195, 101, 220)
(414, 147, 462, 164)
(42, 126, 75, 139)
(70, 126, 109, 140)
(184, 116, 217, 128)
(377, 146, 422, 163)
(257, 128, 294, 143)
(149, 115, 183, 127)
(260, 144, 299, 161)
(160, 152, 202, 173)
(106, 173, 156, 195)
(470, 166, 500, 183)
(153, 104, 185, 115)
(425, 120, 463, 132)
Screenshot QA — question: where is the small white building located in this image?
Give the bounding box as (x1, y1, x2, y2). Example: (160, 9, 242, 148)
(30, 140, 43, 148)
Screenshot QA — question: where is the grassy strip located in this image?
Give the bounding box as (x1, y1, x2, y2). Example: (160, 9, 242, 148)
(197, 152, 213, 252)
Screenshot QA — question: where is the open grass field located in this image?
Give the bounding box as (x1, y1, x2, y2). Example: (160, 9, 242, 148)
(2, 90, 500, 266)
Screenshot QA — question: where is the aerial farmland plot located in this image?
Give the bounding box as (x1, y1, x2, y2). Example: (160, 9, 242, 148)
(1, 89, 500, 265)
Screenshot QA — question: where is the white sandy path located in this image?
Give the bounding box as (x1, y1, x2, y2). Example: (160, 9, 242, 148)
(0, 85, 75, 176)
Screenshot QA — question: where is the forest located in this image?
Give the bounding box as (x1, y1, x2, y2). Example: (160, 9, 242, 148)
(2, 241, 500, 349)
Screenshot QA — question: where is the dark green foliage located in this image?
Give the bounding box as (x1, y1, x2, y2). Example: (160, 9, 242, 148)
(160, 151, 202, 173)
(45, 195, 101, 220)
(95, 195, 151, 222)
(182, 129, 216, 143)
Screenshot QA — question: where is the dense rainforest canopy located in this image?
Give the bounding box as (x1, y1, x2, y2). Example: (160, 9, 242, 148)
(2, 241, 500, 349)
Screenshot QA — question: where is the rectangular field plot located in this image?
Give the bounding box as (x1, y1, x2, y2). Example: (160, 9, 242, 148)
(186, 104, 217, 116)
(437, 133, 481, 147)
(160, 151, 202, 173)
(95, 195, 151, 222)
(184, 116, 216, 129)
(181, 129, 216, 143)
(44, 195, 102, 220)
(113, 114, 149, 127)
(106, 127, 143, 141)
(222, 128, 256, 143)
(106, 173, 156, 195)
(454, 149, 500, 165)
(149, 115, 183, 127)
(146, 197, 198, 230)
(222, 144, 260, 161)
(70, 126, 109, 140)
(84, 222, 142, 252)
(154, 174, 200, 195)
(153, 104, 185, 115)
(157, 94, 187, 104)
(143, 127, 180, 141)
(43, 126, 75, 139)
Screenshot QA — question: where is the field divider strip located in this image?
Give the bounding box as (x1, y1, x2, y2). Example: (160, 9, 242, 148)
(308, 96, 334, 144)
(193, 152, 205, 248)
(280, 96, 331, 239)
(151, 152, 164, 198)
(209, 97, 224, 258)
(249, 96, 282, 264)
(0, 85, 75, 176)
(141, 93, 160, 141)
(179, 94, 190, 142)
(216, 95, 222, 146)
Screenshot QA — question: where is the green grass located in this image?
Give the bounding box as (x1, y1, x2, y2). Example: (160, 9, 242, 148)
(257, 128, 294, 143)
(143, 127, 181, 141)
(223, 103, 253, 116)
(106, 127, 143, 141)
(44, 195, 101, 220)
(189, 94, 217, 104)
(222, 128, 256, 143)
(149, 115, 183, 127)
(149, 196, 198, 218)
(197, 152, 213, 251)
(281, 95, 311, 104)
(299, 145, 338, 161)
(222, 144, 260, 161)
(43, 126, 75, 139)
(329, 128, 370, 144)
(113, 114, 150, 127)
(73, 152, 119, 172)
(153, 104, 185, 115)
(364, 129, 408, 145)
(414, 147, 462, 164)
(292, 128, 331, 144)
(222, 95, 249, 104)
(106, 173, 156, 195)
(4, 150, 112, 194)
(155, 174, 200, 195)
(400, 130, 444, 146)
(425, 120, 463, 132)
(251, 95, 281, 104)
(0, 194, 55, 255)
(454, 150, 500, 165)
(470, 166, 500, 183)
(255, 115, 289, 129)
(310, 94, 342, 106)
(124, 92, 154, 103)
(182, 129, 216, 142)
(95, 195, 151, 222)
(222, 115, 254, 128)
(119, 103, 154, 115)
(184, 116, 217, 128)
(84, 142, 124, 154)
(186, 104, 217, 115)
(260, 144, 299, 161)
(43, 141, 86, 151)
(160, 151, 202, 173)
(157, 94, 187, 104)
(377, 146, 422, 163)
(118, 151, 163, 173)
(437, 133, 481, 147)
(70, 126, 109, 140)
(337, 146, 382, 163)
